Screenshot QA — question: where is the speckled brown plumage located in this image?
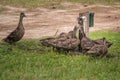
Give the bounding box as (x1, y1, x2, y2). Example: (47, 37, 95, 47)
(94, 37, 113, 48)
(79, 26, 95, 53)
(3, 12, 26, 44)
(40, 26, 80, 52)
(86, 38, 108, 57)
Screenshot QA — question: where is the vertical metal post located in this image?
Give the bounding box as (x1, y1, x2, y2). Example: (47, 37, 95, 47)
(83, 15, 88, 37)
(89, 12, 94, 27)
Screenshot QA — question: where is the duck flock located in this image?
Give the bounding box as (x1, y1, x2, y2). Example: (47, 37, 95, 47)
(2, 12, 113, 57)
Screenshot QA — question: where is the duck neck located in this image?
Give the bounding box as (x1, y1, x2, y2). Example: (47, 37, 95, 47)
(73, 26, 78, 38)
(81, 26, 86, 37)
(17, 16, 24, 29)
(78, 26, 86, 40)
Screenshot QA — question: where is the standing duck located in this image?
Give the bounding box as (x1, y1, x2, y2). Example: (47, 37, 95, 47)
(3, 12, 26, 44)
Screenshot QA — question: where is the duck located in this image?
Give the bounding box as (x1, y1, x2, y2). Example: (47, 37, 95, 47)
(79, 27, 112, 56)
(79, 26, 95, 53)
(79, 27, 112, 55)
(40, 26, 80, 52)
(3, 12, 26, 44)
(86, 37, 108, 57)
(76, 14, 95, 53)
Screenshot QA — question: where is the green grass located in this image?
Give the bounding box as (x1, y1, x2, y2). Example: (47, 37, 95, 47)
(0, 0, 62, 8)
(65, 0, 120, 5)
(0, 31, 120, 80)
(0, 0, 120, 8)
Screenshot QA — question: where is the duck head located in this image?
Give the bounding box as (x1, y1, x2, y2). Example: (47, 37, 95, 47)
(20, 12, 26, 18)
(77, 17, 83, 25)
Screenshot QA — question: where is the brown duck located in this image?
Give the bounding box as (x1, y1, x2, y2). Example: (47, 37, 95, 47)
(86, 38, 108, 57)
(3, 12, 26, 44)
(79, 26, 95, 53)
(79, 27, 112, 56)
(40, 26, 80, 52)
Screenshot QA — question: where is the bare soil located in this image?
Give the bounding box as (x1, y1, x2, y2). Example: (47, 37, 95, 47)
(0, 3, 120, 40)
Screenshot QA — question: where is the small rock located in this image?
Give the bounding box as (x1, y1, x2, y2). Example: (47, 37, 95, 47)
(117, 26, 120, 28)
(115, 16, 118, 19)
(83, 4, 88, 7)
(106, 15, 111, 18)
(52, 6, 56, 9)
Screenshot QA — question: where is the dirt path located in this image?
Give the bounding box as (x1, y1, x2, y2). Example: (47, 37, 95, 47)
(0, 4, 120, 40)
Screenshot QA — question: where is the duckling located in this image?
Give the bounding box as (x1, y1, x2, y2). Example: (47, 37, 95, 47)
(3, 12, 26, 44)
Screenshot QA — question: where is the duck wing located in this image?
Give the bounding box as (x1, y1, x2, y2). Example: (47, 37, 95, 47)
(40, 37, 56, 47)
(4, 29, 19, 43)
(94, 38, 113, 48)
(81, 37, 95, 52)
(86, 44, 108, 57)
